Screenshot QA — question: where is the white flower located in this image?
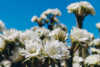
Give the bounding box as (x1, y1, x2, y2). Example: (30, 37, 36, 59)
(70, 27, 94, 43)
(34, 27, 50, 37)
(67, 1, 95, 15)
(90, 48, 100, 54)
(0, 20, 6, 32)
(41, 8, 61, 17)
(49, 28, 67, 41)
(85, 54, 100, 65)
(20, 39, 43, 59)
(73, 56, 84, 63)
(19, 29, 40, 42)
(40, 14, 47, 19)
(67, 2, 80, 13)
(89, 39, 100, 47)
(54, 24, 67, 32)
(53, 17, 59, 22)
(0, 38, 5, 52)
(73, 63, 82, 67)
(44, 40, 70, 60)
(3, 29, 22, 41)
(96, 23, 100, 30)
(31, 16, 38, 22)
(1, 60, 12, 67)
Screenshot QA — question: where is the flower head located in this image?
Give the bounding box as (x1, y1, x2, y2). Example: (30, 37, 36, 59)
(49, 28, 67, 41)
(44, 39, 70, 60)
(20, 39, 43, 60)
(31, 16, 38, 22)
(3, 29, 22, 42)
(1, 60, 12, 67)
(96, 23, 100, 30)
(67, 1, 95, 16)
(19, 29, 40, 42)
(70, 27, 94, 44)
(34, 27, 50, 37)
(73, 56, 84, 63)
(41, 8, 61, 18)
(89, 38, 100, 47)
(54, 24, 67, 32)
(90, 48, 100, 54)
(85, 54, 100, 65)
(0, 20, 6, 32)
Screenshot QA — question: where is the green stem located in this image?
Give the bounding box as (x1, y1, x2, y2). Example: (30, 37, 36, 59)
(62, 60, 68, 67)
(81, 45, 88, 67)
(75, 14, 85, 29)
(90, 64, 94, 67)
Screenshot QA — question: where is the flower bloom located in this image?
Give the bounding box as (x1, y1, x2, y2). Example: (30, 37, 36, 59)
(41, 8, 61, 17)
(70, 27, 94, 44)
(0, 20, 5, 32)
(44, 39, 70, 60)
(89, 38, 100, 47)
(96, 23, 100, 30)
(67, 1, 95, 15)
(1, 60, 12, 67)
(49, 28, 67, 41)
(90, 48, 100, 54)
(31, 16, 38, 22)
(19, 30, 40, 43)
(20, 39, 43, 59)
(33, 27, 50, 37)
(73, 56, 84, 63)
(85, 54, 100, 65)
(2, 29, 22, 42)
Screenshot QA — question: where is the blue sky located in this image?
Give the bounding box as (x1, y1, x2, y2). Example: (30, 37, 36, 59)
(0, 0, 99, 38)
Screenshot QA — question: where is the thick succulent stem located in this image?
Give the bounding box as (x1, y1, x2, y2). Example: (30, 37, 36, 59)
(61, 60, 68, 67)
(75, 14, 85, 29)
(79, 44, 88, 67)
(90, 65, 94, 67)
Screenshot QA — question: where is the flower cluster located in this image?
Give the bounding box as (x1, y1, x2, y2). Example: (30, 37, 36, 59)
(85, 54, 100, 65)
(0, 9, 70, 67)
(0, 1, 100, 67)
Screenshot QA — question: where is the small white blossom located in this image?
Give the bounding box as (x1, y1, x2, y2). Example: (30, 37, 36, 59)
(96, 23, 100, 30)
(3, 29, 22, 41)
(70, 27, 94, 43)
(31, 16, 38, 22)
(73, 56, 84, 63)
(54, 24, 67, 32)
(20, 39, 43, 59)
(49, 28, 67, 41)
(34, 27, 50, 37)
(73, 63, 82, 67)
(19, 29, 40, 42)
(44, 40, 70, 60)
(85, 54, 100, 65)
(90, 48, 100, 54)
(89, 39, 100, 47)
(1, 60, 12, 67)
(0, 20, 5, 32)
(40, 14, 47, 19)
(67, 2, 80, 13)
(41, 8, 61, 17)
